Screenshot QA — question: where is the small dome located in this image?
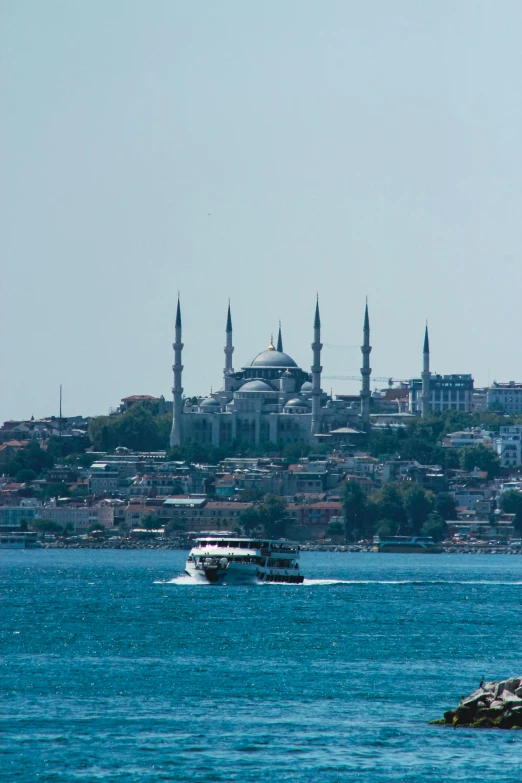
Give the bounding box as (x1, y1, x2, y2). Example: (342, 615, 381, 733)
(284, 397, 310, 408)
(200, 396, 220, 408)
(250, 350, 297, 368)
(282, 369, 293, 377)
(300, 381, 313, 392)
(239, 380, 274, 392)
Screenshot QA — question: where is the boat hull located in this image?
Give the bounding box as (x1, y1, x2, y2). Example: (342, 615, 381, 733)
(185, 561, 303, 585)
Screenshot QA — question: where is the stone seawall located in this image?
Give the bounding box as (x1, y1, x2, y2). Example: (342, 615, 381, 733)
(40, 540, 522, 553)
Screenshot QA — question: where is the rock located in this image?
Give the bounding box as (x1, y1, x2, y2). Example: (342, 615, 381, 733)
(502, 690, 522, 706)
(494, 678, 522, 698)
(459, 688, 489, 708)
(434, 677, 522, 729)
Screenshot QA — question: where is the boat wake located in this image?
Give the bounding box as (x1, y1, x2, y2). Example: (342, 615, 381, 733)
(155, 576, 522, 587)
(155, 575, 203, 585)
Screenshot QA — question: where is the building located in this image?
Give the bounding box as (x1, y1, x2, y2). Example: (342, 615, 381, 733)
(495, 426, 522, 468)
(168, 298, 369, 448)
(37, 503, 114, 533)
(442, 430, 493, 448)
(408, 325, 474, 414)
(409, 374, 474, 413)
(487, 382, 522, 414)
(0, 506, 36, 531)
(158, 498, 253, 530)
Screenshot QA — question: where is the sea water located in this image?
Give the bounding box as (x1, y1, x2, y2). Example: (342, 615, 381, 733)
(1, 550, 521, 782)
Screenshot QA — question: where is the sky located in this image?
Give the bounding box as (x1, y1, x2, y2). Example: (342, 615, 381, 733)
(2, 0, 522, 421)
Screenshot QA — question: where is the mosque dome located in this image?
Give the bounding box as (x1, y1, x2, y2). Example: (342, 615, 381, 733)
(250, 349, 297, 368)
(284, 397, 310, 411)
(200, 396, 220, 408)
(300, 381, 313, 393)
(239, 380, 274, 392)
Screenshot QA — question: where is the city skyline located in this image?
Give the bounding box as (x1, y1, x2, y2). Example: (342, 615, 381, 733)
(3, 2, 522, 420)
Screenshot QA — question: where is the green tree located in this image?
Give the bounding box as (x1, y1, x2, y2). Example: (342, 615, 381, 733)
(79, 452, 98, 469)
(40, 482, 70, 501)
(374, 483, 407, 528)
(6, 441, 54, 478)
(15, 468, 37, 483)
(165, 519, 187, 535)
(32, 519, 63, 535)
(375, 518, 399, 537)
(460, 445, 501, 478)
(434, 492, 457, 521)
(171, 479, 184, 495)
(403, 486, 433, 535)
(498, 490, 522, 514)
(420, 512, 448, 542)
(327, 519, 344, 537)
(239, 506, 261, 534)
(342, 480, 367, 542)
(498, 489, 522, 535)
(259, 495, 287, 537)
(142, 514, 159, 530)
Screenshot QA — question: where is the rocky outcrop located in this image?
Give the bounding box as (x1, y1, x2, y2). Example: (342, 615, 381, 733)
(431, 677, 522, 729)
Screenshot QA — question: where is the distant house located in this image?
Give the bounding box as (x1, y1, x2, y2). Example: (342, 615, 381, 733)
(119, 395, 160, 413)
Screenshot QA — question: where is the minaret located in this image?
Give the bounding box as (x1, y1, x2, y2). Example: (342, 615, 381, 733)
(276, 321, 283, 352)
(360, 299, 372, 428)
(169, 296, 184, 447)
(420, 323, 430, 418)
(311, 297, 323, 436)
(224, 300, 234, 374)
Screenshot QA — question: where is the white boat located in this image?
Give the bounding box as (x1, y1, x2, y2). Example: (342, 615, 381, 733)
(0, 532, 40, 549)
(185, 535, 304, 584)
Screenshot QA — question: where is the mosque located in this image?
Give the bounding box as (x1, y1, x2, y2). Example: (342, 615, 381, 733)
(169, 298, 372, 448)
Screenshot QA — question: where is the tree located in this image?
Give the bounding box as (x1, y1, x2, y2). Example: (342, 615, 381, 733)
(6, 441, 54, 478)
(259, 495, 287, 538)
(374, 483, 407, 528)
(40, 482, 70, 501)
(79, 452, 98, 469)
(434, 492, 457, 521)
(327, 519, 344, 537)
(403, 486, 433, 535)
(375, 518, 399, 537)
(15, 468, 37, 483)
(32, 519, 63, 535)
(88, 403, 169, 452)
(498, 489, 522, 534)
(142, 514, 159, 531)
(239, 506, 262, 534)
(498, 490, 522, 514)
(342, 480, 367, 542)
(165, 519, 187, 536)
(171, 479, 184, 495)
(460, 445, 501, 478)
(421, 512, 448, 542)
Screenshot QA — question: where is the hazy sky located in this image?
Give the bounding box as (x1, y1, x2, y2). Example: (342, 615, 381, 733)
(2, 1, 522, 421)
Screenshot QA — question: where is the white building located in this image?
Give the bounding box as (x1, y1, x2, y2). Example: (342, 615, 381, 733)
(495, 426, 522, 468)
(442, 429, 493, 448)
(487, 382, 522, 414)
(38, 504, 114, 533)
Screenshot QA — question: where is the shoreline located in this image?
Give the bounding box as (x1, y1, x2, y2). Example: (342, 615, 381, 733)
(36, 541, 522, 554)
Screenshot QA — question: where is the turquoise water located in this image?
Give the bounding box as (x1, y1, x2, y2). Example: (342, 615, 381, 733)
(1, 550, 521, 782)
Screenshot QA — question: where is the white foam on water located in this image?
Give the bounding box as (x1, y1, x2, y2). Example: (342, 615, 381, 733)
(155, 575, 204, 585)
(156, 576, 522, 587)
